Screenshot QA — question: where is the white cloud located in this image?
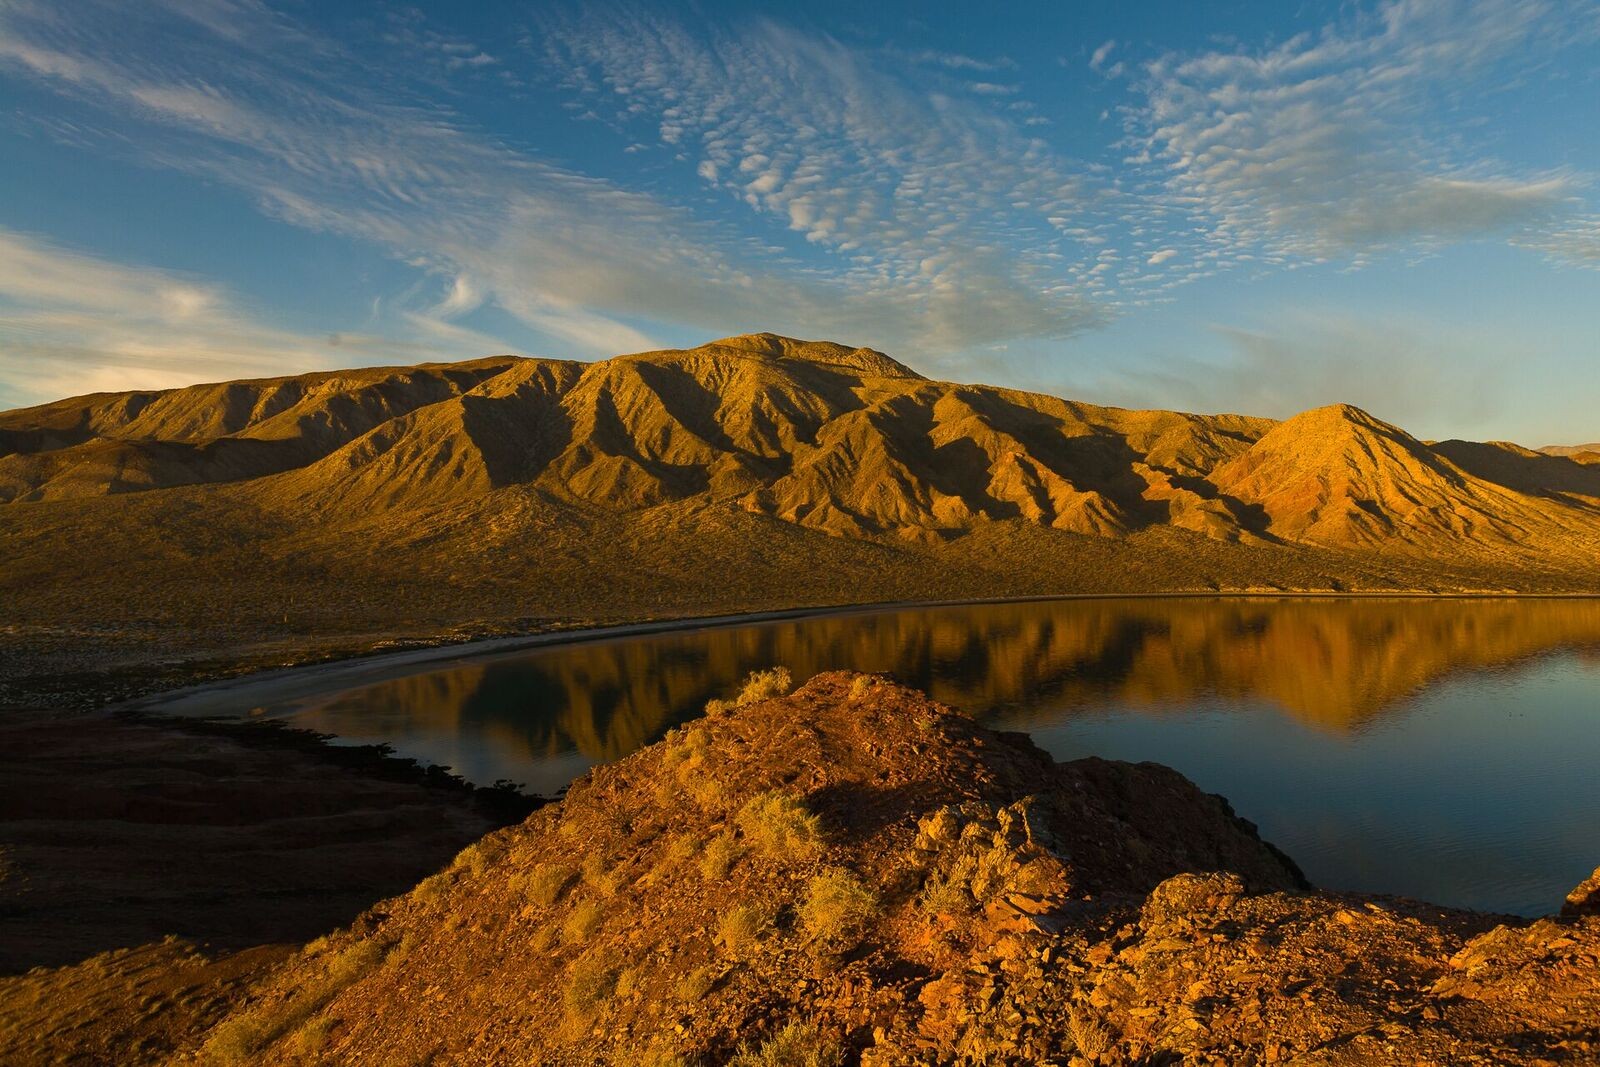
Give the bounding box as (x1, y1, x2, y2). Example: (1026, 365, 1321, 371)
(1090, 40, 1116, 70)
(1146, 248, 1178, 265)
(1127, 0, 1598, 264)
(0, 228, 496, 408)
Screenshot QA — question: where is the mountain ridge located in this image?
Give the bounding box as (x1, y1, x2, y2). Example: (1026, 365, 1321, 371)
(3, 334, 1595, 561)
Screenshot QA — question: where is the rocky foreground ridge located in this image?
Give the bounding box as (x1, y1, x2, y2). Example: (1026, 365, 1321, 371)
(180, 672, 1600, 1066)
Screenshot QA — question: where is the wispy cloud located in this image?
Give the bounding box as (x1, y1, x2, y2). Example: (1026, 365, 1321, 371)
(538, 10, 1111, 356)
(1126, 0, 1599, 265)
(0, 227, 495, 407)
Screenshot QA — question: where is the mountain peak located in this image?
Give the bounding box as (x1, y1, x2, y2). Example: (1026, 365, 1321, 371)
(698, 333, 925, 380)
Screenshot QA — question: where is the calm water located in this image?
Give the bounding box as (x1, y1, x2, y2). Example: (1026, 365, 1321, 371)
(154, 598, 1600, 916)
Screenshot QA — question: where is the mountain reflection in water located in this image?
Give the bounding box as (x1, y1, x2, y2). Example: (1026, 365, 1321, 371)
(245, 597, 1600, 915)
(281, 597, 1600, 773)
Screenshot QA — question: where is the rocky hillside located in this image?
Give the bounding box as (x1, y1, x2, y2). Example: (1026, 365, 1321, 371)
(5, 333, 1596, 554)
(174, 672, 1600, 1065)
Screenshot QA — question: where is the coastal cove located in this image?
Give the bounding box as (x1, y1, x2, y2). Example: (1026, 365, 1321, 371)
(125, 595, 1600, 917)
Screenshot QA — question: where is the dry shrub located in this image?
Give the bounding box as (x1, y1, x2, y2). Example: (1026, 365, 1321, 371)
(847, 675, 877, 700)
(563, 952, 618, 1023)
(414, 871, 452, 903)
(582, 852, 622, 896)
(706, 667, 794, 714)
(799, 868, 878, 950)
(1068, 1005, 1116, 1059)
(660, 726, 726, 809)
(623, 1040, 699, 1067)
(737, 791, 823, 860)
(917, 870, 972, 917)
(452, 835, 506, 875)
(675, 965, 716, 1001)
(196, 939, 389, 1064)
(717, 903, 771, 956)
(563, 898, 604, 943)
(729, 1021, 843, 1067)
(519, 863, 575, 907)
(699, 830, 745, 881)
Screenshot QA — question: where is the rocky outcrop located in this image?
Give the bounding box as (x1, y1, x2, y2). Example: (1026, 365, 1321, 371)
(179, 673, 1600, 1065)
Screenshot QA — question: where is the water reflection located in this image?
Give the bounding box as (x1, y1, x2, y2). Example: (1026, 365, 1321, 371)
(279, 598, 1600, 781)
(213, 596, 1600, 914)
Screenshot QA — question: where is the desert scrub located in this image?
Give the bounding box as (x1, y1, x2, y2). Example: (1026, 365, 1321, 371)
(729, 1021, 843, 1067)
(1068, 1004, 1116, 1059)
(414, 871, 452, 903)
(582, 852, 622, 895)
(675, 965, 716, 1001)
(800, 868, 879, 950)
(452, 835, 506, 876)
(196, 938, 390, 1064)
(562, 952, 619, 1023)
(659, 726, 726, 809)
(917, 870, 972, 917)
(737, 791, 823, 859)
(717, 902, 771, 956)
(699, 830, 745, 881)
(518, 862, 575, 907)
(623, 1039, 699, 1067)
(563, 898, 604, 942)
(705, 666, 794, 714)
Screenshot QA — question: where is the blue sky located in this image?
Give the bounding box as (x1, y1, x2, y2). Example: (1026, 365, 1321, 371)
(0, 0, 1596, 444)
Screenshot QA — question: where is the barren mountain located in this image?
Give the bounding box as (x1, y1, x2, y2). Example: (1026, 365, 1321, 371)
(1541, 443, 1600, 464)
(3, 334, 1597, 702)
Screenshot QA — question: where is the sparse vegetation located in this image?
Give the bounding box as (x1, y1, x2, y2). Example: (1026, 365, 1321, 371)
(675, 965, 716, 1001)
(660, 726, 727, 809)
(562, 898, 604, 943)
(699, 830, 745, 881)
(519, 862, 575, 906)
(1068, 1005, 1116, 1059)
(717, 902, 771, 955)
(799, 868, 879, 950)
(917, 870, 972, 917)
(729, 1021, 843, 1067)
(623, 1040, 700, 1067)
(706, 666, 794, 714)
(582, 852, 622, 895)
(562, 952, 619, 1023)
(847, 675, 877, 700)
(196, 939, 390, 1064)
(737, 790, 824, 859)
(452, 835, 506, 875)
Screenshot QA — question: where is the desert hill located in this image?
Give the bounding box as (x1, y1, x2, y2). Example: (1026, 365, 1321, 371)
(5, 332, 1597, 553)
(173, 672, 1600, 1065)
(3, 334, 1598, 704)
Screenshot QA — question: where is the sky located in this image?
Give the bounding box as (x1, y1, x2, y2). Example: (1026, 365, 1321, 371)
(0, 0, 1596, 445)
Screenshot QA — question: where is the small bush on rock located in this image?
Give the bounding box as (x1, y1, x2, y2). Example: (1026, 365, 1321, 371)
(800, 868, 878, 950)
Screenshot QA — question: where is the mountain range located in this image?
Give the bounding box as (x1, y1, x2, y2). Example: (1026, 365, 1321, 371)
(3, 333, 1597, 697)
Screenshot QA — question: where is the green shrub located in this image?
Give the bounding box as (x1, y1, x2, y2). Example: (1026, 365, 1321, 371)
(799, 869, 878, 950)
(737, 791, 823, 859)
(729, 1021, 843, 1067)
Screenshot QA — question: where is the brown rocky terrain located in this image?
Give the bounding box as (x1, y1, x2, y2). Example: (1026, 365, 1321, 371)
(3, 334, 1597, 709)
(0, 711, 524, 1065)
(161, 672, 1600, 1066)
